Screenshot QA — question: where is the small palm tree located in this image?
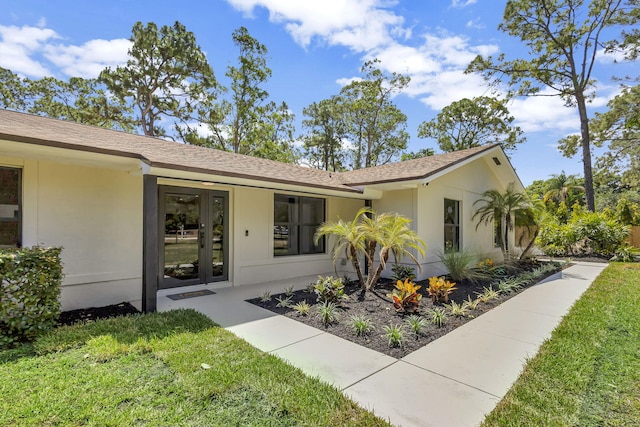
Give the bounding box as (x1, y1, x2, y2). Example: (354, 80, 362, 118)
(543, 171, 585, 205)
(473, 182, 530, 258)
(361, 213, 426, 290)
(315, 207, 371, 288)
(515, 197, 546, 259)
(316, 208, 426, 291)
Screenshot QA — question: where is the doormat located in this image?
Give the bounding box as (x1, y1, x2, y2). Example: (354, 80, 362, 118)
(166, 289, 216, 300)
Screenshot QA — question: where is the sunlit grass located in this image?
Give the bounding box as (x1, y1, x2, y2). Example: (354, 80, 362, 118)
(483, 263, 640, 426)
(0, 309, 389, 426)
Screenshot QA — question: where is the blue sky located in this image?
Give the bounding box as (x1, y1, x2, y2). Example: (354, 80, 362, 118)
(1, 0, 636, 185)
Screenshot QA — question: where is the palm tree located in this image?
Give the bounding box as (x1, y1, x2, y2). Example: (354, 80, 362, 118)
(360, 212, 426, 290)
(473, 182, 530, 258)
(314, 207, 371, 288)
(315, 208, 426, 291)
(514, 197, 546, 259)
(543, 171, 585, 205)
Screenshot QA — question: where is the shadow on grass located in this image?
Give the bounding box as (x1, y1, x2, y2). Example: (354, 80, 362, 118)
(0, 309, 216, 364)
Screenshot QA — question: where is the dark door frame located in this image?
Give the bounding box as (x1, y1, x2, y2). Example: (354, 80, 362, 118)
(158, 185, 229, 290)
(142, 179, 229, 312)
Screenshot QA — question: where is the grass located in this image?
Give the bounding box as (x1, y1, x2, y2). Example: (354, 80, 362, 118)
(483, 263, 640, 426)
(0, 309, 389, 426)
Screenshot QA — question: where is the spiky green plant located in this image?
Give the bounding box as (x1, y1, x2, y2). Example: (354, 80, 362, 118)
(437, 247, 487, 283)
(462, 295, 480, 310)
(291, 300, 310, 316)
(259, 290, 272, 303)
(404, 315, 428, 336)
(475, 286, 501, 303)
(348, 315, 374, 336)
(383, 324, 405, 347)
(429, 308, 448, 327)
(283, 285, 295, 297)
(317, 301, 340, 325)
(445, 301, 469, 317)
(275, 295, 293, 308)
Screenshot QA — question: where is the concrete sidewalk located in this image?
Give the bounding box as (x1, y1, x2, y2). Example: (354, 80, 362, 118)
(158, 261, 607, 427)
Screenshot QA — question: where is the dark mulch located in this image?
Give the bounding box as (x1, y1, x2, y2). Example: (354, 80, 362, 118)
(248, 260, 565, 358)
(57, 302, 140, 326)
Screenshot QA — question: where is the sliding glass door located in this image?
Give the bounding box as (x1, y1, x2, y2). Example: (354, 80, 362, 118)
(159, 186, 228, 289)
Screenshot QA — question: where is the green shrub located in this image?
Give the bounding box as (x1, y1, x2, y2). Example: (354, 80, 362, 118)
(437, 247, 486, 282)
(537, 211, 629, 257)
(275, 295, 292, 308)
(610, 245, 640, 263)
(1, 246, 63, 348)
(313, 276, 348, 304)
(391, 264, 416, 282)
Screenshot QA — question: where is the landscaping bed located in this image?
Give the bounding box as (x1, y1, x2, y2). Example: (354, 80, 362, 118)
(248, 260, 565, 358)
(57, 302, 140, 326)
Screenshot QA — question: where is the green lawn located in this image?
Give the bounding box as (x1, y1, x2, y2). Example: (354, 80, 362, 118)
(483, 263, 640, 426)
(0, 309, 389, 426)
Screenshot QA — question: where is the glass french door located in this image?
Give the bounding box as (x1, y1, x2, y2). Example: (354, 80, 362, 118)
(159, 186, 228, 289)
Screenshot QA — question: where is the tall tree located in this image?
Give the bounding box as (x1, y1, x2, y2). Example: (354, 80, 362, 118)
(28, 77, 135, 131)
(467, 0, 636, 211)
(340, 59, 410, 169)
(0, 67, 28, 111)
(0, 67, 133, 131)
(401, 148, 435, 161)
(100, 21, 219, 138)
(202, 26, 296, 161)
(591, 84, 640, 189)
(417, 96, 524, 153)
(302, 97, 347, 171)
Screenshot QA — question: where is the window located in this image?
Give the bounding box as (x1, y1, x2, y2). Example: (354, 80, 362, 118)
(0, 167, 21, 247)
(444, 198, 460, 251)
(274, 194, 325, 256)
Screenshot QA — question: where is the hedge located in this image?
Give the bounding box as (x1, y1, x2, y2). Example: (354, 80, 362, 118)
(0, 246, 63, 348)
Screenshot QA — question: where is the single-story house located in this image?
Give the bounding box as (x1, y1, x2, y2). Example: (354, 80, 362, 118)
(0, 109, 525, 312)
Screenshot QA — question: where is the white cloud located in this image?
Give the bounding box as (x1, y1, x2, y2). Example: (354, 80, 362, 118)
(595, 47, 631, 64)
(43, 38, 130, 78)
(224, 0, 613, 139)
(451, 0, 477, 8)
(415, 70, 490, 109)
(466, 19, 484, 29)
(509, 94, 579, 133)
(225, 0, 405, 50)
(0, 24, 60, 76)
(359, 31, 499, 106)
(0, 24, 129, 79)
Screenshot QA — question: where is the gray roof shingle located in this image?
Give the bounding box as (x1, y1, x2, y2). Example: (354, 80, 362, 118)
(0, 109, 500, 193)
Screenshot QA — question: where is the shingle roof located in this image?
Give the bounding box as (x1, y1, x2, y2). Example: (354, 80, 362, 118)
(0, 109, 501, 193)
(338, 144, 497, 185)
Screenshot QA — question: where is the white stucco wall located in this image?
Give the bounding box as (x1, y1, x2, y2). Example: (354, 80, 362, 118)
(1, 155, 144, 311)
(232, 187, 364, 286)
(412, 156, 511, 279)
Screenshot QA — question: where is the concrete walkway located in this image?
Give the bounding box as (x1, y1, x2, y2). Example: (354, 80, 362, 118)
(158, 261, 607, 427)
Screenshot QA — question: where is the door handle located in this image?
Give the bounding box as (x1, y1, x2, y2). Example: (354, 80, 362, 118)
(200, 231, 205, 248)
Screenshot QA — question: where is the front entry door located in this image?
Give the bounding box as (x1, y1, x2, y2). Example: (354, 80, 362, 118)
(159, 186, 228, 289)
